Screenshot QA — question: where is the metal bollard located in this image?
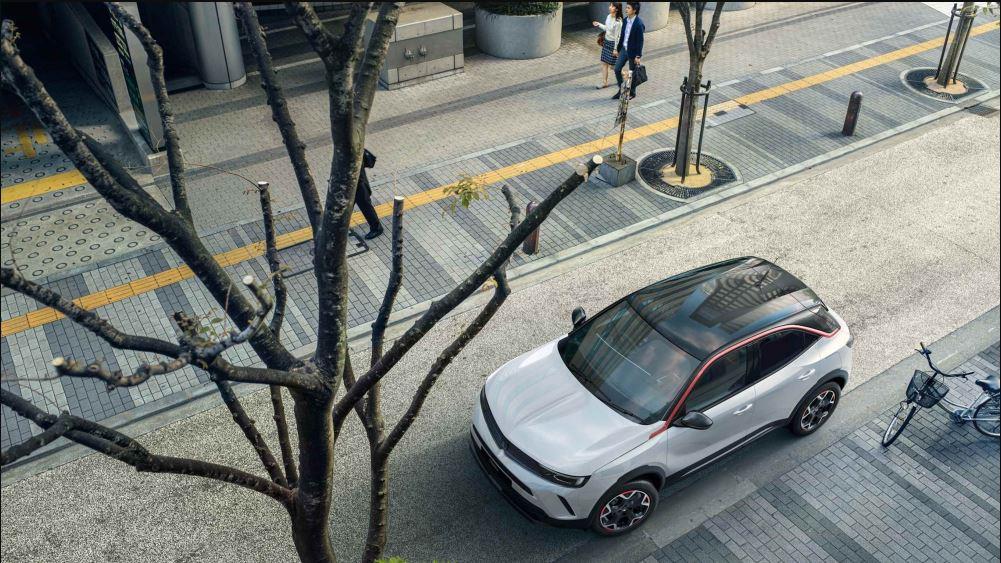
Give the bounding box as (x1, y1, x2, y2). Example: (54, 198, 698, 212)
(522, 201, 540, 255)
(842, 91, 863, 136)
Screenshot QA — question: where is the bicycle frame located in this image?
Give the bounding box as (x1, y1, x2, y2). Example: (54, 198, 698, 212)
(917, 369, 996, 423)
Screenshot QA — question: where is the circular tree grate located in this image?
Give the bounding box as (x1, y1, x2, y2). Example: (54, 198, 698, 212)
(901, 67, 987, 104)
(637, 149, 738, 200)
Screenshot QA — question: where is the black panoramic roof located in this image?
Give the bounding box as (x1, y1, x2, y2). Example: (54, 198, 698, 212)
(626, 257, 826, 360)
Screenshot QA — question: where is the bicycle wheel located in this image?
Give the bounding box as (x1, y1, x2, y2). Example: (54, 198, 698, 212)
(973, 397, 1000, 438)
(882, 403, 918, 447)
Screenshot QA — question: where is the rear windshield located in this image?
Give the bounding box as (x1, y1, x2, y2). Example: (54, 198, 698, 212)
(560, 300, 700, 424)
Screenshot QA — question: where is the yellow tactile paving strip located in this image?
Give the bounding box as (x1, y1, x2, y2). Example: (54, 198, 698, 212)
(0, 170, 88, 205)
(2, 21, 997, 338)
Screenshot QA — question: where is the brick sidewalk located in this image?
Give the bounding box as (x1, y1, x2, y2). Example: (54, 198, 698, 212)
(651, 343, 1000, 563)
(2, 14, 1000, 451)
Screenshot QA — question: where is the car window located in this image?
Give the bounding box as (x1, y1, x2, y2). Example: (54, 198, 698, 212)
(685, 347, 750, 413)
(560, 300, 700, 423)
(753, 330, 818, 382)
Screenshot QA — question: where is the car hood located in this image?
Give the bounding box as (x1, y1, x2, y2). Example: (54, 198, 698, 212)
(484, 338, 651, 476)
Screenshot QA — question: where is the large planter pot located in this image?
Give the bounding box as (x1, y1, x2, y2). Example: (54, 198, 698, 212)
(588, 2, 670, 32)
(706, 2, 755, 11)
(475, 5, 563, 59)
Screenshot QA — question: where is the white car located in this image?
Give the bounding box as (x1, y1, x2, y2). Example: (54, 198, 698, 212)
(471, 257, 852, 535)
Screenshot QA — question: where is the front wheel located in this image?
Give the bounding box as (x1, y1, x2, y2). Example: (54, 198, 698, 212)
(973, 397, 1000, 438)
(590, 480, 659, 536)
(882, 402, 917, 447)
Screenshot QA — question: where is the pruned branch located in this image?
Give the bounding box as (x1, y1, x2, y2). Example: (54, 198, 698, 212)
(0, 389, 292, 503)
(703, 2, 726, 57)
(285, 1, 370, 74)
(269, 385, 298, 487)
(255, 182, 288, 335)
(106, 2, 191, 222)
(237, 4, 323, 233)
(51, 356, 190, 390)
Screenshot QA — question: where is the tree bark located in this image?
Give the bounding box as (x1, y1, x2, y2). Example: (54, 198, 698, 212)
(288, 390, 337, 563)
(362, 451, 390, 563)
(936, 2, 976, 87)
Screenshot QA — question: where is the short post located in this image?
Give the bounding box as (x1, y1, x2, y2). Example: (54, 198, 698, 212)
(695, 80, 712, 174)
(842, 91, 862, 136)
(522, 201, 539, 255)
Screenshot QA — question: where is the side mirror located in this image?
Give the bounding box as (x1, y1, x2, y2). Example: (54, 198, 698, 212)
(571, 307, 587, 328)
(676, 411, 713, 430)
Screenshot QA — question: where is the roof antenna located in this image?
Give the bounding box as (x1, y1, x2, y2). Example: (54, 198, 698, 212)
(754, 266, 771, 288)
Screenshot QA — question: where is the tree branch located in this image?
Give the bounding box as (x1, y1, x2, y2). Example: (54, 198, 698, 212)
(703, 2, 726, 58)
(237, 4, 323, 233)
(678, 4, 697, 60)
(255, 182, 288, 335)
(0, 389, 292, 504)
(1, 413, 74, 465)
(269, 385, 298, 487)
(1, 267, 180, 357)
(354, 3, 403, 123)
(333, 156, 600, 426)
(106, 2, 191, 222)
(50, 356, 190, 389)
(380, 186, 520, 455)
(214, 379, 287, 487)
(370, 196, 405, 364)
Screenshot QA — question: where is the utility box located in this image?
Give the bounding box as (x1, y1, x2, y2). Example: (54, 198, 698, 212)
(367, 3, 463, 90)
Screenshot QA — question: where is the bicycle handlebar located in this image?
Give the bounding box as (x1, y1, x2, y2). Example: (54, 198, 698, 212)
(916, 342, 974, 379)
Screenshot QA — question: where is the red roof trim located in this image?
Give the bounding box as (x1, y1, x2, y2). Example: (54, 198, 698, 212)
(649, 324, 839, 439)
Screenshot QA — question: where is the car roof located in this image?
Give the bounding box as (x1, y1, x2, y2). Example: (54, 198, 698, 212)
(626, 257, 827, 360)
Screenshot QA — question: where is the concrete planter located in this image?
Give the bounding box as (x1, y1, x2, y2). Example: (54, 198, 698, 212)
(588, 2, 670, 32)
(475, 5, 563, 60)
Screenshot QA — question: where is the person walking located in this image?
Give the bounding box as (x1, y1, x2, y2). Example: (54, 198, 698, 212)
(356, 148, 384, 239)
(592, 2, 623, 90)
(612, 1, 644, 101)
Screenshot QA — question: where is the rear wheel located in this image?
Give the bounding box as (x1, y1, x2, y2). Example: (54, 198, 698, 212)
(790, 382, 841, 436)
(973, 397, 1000, 438)
(882, 402, 917, 447)
(590, 480, 658, 536)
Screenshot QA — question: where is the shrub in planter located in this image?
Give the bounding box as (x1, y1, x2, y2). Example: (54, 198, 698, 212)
(475, 2, 563, 59)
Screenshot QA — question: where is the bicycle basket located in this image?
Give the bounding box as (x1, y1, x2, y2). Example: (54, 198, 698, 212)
(907, 370, 949, 408)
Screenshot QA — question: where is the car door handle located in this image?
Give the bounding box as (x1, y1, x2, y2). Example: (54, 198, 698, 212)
(796, 369, 816, 381)
(733, 404, 753, 415)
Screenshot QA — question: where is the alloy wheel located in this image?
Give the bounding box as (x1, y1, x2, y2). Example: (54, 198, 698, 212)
(801, 389, 837, 432)
(598, 490, 651, 532)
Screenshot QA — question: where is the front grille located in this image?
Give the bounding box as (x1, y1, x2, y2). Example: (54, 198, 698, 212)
(472, 426, 532, 495)
(479, 389, 588, 488)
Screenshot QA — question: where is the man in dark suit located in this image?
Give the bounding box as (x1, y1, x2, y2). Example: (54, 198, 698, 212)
(613, 2, 644, 100)
(356, 148, 384, 239)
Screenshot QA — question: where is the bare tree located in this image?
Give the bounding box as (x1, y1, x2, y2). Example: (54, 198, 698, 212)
(674, 2, 725, 178)
(0, 3, 600, 562)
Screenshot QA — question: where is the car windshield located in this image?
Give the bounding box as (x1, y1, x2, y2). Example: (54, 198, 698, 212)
(559, 300, 700, 424)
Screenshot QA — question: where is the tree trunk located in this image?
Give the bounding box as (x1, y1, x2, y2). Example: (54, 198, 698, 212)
(936, 2, 976, 87)
(674, 61, 703, 178)
(289, 392, 337, 563)
(362, 452, 390, 563)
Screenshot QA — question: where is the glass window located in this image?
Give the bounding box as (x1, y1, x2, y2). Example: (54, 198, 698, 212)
(685, 347, 749, 413)
(560, 301, 700, 424)
(754, 330, 818, 381)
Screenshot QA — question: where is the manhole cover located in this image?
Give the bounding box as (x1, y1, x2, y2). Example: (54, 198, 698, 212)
(637, 150, 738, 200)
(901, 67, 988, 104)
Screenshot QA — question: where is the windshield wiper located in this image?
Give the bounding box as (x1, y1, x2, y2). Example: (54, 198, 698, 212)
(583, 382, 641, 422)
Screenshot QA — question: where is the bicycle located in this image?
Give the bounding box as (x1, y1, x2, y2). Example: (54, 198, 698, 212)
(882, 343, 1000, 447)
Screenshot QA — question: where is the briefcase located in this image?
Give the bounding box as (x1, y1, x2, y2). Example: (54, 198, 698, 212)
(632, 64, 648, 87)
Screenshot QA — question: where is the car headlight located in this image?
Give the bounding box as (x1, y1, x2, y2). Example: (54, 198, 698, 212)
(538, 468, 589, 488)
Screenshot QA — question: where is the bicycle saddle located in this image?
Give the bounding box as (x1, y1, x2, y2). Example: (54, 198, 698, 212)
(975, 375, 1000, 393)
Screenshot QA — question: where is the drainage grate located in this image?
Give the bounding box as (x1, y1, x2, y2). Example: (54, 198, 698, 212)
(966, 104, 999, 117)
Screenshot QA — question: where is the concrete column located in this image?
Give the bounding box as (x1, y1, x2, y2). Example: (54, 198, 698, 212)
(187, 2, 246, 90)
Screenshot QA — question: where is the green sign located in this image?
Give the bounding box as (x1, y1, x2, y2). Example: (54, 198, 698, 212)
(107, 6, 155, 149)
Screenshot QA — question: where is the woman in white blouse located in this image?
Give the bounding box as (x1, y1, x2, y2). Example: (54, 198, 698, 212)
(593, 3, 623, 89)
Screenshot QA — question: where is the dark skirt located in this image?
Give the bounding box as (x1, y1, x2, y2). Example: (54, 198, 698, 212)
(600, 39, 616, 65)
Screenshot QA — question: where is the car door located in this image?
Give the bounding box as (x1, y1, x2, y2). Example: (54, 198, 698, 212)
(749, 329, 821, 428)
(665, 345, 759, 477)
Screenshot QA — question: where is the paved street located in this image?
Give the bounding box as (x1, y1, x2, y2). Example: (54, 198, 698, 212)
(2, 3, 999, 452)
(1, 98, 997, 562)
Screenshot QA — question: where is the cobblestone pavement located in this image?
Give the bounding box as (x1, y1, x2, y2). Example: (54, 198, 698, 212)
(650, 343, 1001, 563)
(1, 7, 1000, 451)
